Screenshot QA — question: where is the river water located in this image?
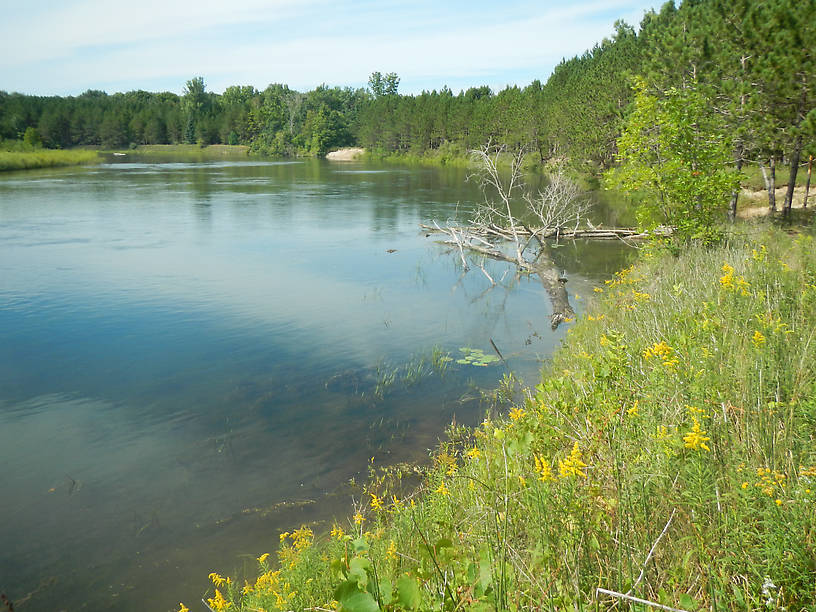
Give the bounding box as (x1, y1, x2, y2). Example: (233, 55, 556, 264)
(0, 158, 632, 611)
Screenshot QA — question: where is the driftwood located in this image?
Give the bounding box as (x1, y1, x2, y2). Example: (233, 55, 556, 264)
(425, 223, 578, 329)
(430, 143, 671, 330)
(421, 223, 671, 241)
(423, 222, 673, 329)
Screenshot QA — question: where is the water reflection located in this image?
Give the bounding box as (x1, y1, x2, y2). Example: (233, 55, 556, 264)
(0, 159, 634, 611)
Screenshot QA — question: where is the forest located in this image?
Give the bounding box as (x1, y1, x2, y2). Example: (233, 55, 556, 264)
(1, 0, 813, 186)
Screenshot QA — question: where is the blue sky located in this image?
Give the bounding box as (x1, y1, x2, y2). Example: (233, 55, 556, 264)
(1, 0, 663, 96)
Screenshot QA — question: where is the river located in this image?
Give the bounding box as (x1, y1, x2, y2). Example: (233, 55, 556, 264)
(0, 157, 632, 611)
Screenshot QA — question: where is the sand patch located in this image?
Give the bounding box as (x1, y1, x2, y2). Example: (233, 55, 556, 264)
(325, 147, 365, 161)
(737, 185, 812, 218)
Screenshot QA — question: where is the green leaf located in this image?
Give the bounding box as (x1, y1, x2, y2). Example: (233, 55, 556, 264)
(335, 580, 380, 612)
(350, 556, 372, 573)
(396, 575, 421, 610)
(340, 589, 380, 612)
(348, 556, 371, 589)
(353, 537, 369, 553)
(378, 577, 392, 606)
(679, 593, 698, 610)
(330, 558, 348, 581)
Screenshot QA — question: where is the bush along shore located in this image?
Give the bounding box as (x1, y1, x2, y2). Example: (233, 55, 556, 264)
(196, 226, 816, 612)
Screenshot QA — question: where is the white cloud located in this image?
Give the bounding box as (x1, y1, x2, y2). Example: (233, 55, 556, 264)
(1, 0, 660, 95)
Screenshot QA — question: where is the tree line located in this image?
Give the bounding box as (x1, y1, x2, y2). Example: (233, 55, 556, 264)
(1, 0, 812, 181)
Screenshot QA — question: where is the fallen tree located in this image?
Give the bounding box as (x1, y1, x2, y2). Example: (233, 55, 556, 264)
(425, 144, 663, 328)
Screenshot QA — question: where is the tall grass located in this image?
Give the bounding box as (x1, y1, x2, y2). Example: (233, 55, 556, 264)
(196, 226, 816, 612)
(124, 144, 250, 158)
(0, 149, 99, 171)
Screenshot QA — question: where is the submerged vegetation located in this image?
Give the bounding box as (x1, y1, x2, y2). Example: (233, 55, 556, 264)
(193, 227, 816, 610)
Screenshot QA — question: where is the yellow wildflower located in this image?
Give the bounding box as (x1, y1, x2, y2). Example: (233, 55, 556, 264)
(775, 499, 782, 507)
(752, 330, 766, 347)
(386, 540, 398, 560)
(435, 481, 449, 496)
(179, 604, 189, 612)
(291, 526, 314, 550)
(353, 512, 365, 525)
(558, 442, 588, 479)
(719, 263, 734, 288)
(626, 400, 639, 417)
(533, 454, 554, 482)
(466, 446, 482, 459)
(209, 573, 226, 587)
(257, 553, 269, 564)
(391, 494, 403, 512)
(683, 417, 711, 452)
(370, 493, 384, 511)
(518, 475, 527, 487)
(643, 341, 672, 360)
(330, 524, 345, 539)
(207, 589, 229, 611)
(800, 465, 816, 478)
(509, 406, 525, 421)
(279, 531, 290, 543)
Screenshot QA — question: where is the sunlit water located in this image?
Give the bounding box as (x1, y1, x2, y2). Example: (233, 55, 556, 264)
(0, 158, 633, 611)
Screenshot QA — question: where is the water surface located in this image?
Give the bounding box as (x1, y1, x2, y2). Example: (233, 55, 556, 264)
(0, 158, 632, 610)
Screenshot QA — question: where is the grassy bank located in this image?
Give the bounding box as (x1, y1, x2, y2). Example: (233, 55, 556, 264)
(0, 148, 100, 171)
(197, 225, 816, 612)
(359, 144, 547, 171)
(361, 145, 472, 168)
(116, 144, 250, 159)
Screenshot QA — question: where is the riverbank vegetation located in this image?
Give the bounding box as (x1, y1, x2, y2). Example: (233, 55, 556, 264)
(194, 226, 816, 611)
(0, 140, 99, 171)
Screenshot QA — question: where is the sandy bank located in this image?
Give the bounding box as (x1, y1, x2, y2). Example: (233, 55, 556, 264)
(737, 185, 813, 218)
(325, 147, 365, 161)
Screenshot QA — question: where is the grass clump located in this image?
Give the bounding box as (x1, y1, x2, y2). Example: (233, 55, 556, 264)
(196, 227, 816, 612)
(0, 147, 99, 171)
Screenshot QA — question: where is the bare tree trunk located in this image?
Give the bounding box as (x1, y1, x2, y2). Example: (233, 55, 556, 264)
(804, 155, 813, 209)
(728, 152, 743, 221)
(784, 135, 803, 216)
(768, 156, 776, 213)
(532, 253, 574, 330)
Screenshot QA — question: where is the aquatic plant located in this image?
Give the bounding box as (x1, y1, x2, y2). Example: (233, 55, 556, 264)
(454, 347, 499, 367)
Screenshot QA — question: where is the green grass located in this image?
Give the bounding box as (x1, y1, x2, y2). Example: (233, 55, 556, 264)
(0, 148, 100, 171)
(118, 144, 250, 159)
(741, 162, 813, 192)
(197, 225, 816, 612)
(361, 146, 472, 168)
